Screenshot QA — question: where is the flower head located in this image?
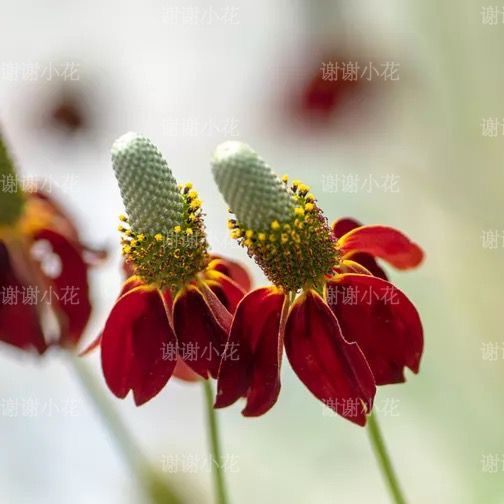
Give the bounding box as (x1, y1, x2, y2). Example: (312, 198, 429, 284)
(112, 133, 208, 291)
(212, 142, 336, 292)
(0, 127, 105, 353)
(93, 133, 251, 405)
(212, 141, 424, 426)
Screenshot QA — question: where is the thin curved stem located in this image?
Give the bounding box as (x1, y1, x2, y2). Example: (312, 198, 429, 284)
(202, 379, 230, 504)
(68, 353, 182, 504)
(367, 412, 408, 504)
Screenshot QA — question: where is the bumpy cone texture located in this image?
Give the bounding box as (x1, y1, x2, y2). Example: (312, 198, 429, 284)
(0, 130, 25, 227)
(211, 141, 294, 230)
(112, 132, 185, 235)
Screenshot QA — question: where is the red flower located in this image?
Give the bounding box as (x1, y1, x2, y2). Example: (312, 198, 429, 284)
(217, 221, 423, 425)
(211, 143, 424, 426)
(97, 258, 250, 405)
(0, 190, 105, 353)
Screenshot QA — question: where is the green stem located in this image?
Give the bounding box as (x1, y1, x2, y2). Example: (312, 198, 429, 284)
(202, 379, 230, 504)
(367, 412, 408, 504)
(67, 353, 183, 504)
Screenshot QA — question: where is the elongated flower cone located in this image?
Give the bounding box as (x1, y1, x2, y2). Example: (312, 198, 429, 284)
(112, 132, 185, 235)
(212, 141, 294, 230)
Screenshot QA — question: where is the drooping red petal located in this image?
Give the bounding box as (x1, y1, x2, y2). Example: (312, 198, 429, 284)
(0, 242, 46, 354)
(27, 191, 107, 265)
(79, 276, 147, 357)
(172, 357, 200, 382)
(284, 290, 376, 426)
(172, 285, 231, 379)
(208, 256, 252, 292)
(100, 286, 177, 405)
(331, 217, 362, 239)
(215, 287, 286, 417)
(337, 225, 424, 270)
(32, 228, 91, 347)
(341, 252, 388, 280)
(332, 219, 388, 279)
(327, 274, 423, 385)
(28, 191, 81, 244)
(119, 275, 145, 297)
(202, 269, 246, 313)
(333, 259, 372, 276)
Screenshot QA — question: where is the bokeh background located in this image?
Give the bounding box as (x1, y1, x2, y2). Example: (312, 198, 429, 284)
(1, 0, 503, 502)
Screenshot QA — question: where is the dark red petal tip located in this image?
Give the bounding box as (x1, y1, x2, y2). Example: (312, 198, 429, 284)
(100, 286, 176, 404)
(215, 287, 286, 417)
(284, 290, 376, 426)
(338, 225, 424, 270)
(327, 274, 423, 385)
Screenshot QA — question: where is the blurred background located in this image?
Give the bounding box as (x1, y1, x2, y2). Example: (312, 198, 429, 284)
(1, 0, 503, 502)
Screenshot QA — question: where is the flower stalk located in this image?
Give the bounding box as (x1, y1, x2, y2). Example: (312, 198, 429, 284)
(366, 412, 408, 504)
(203, 379, 230, 504)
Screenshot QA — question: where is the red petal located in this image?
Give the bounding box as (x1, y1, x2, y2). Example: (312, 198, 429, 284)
(332, 219, 388, 279)
(284, 290, 376, 426)
(333, 259, 372, 276)
(331, 217, 362, 239)
(203, 269, 246, 313)
(215, 287, 286, 417)
(338, 225, 424, 270)
(79, 276, 147, 357)
(0, 243, 46, 354)
(327, 274, 423, 385)
(172, 357, 200, 382)
(172, 285, 231, 379)
(341, 253, 388, 280)
(208, 256, 252, 292)
(100, 286, 176, 405)
(33, 229, 91, 347)
(28, 191, 81, 244)
(28, 191, 107, 265)
(119, 276, 145, 297)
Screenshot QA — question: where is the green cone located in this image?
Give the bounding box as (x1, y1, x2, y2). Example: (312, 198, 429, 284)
(111, 132, 185, 235)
